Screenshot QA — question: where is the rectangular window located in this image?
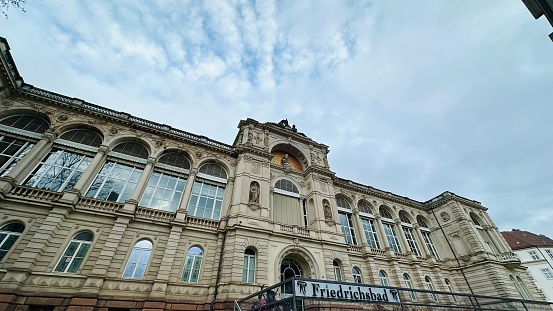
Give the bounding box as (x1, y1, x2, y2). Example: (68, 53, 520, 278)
(541, 268, 553, 279)
(383, 223, 401, 253)
(187, 181, 225, 220)
(139, 172, 187, 212)
(546, 250, 553, 259)
(529, 250, 540, 260)
(0, 135, 34, 177)
(85, 161, 143, 203)
(422, 231, 440, 259)
(361, 218, 380, 249)
(403, 227, 422, 256)
(24, 149, 92, 192)
(272, 193, 302, 226)
(242, 254, 256, 283)
(339, 212, 357, 245)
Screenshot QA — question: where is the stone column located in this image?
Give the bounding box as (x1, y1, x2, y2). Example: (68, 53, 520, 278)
(150, 225, 184, 298)
(81, 216, 131, 294)
(174, 168, 197, 222)
(222, 177, 235, 219)
(351, 208, 365, 246)
(484, 225, 505, 253)
(2, 207, 70, 290)
(374, 215, 391, 249)
(121, 157, 156, 213)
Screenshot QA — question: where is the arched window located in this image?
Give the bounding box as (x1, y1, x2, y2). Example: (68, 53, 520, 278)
(445, 278, 458, 303)
(333, 260, 342, 281)
(403, 273, 416, 300)
(139, 152, 190, 212)
(24, 128, 102, 192)
(86, 141, 149, 203)
(379, 270, 389, 286)
(357, 201, 373, 214)
(399, 211, 422, 256)
(470, 213, 481, 226)
(352, 267, 362, 283)
(337, 196, 356, 245)
(425, 276, 438, 301)
(417, 216, 429, 228)
(380, 207, 401, 253)
(281, 259, 302, 295)
(242, 248, 256, 283)
(0, 222, 25, 261)
(273, 179, 306, 227)
(123, 240, 153, 279)
(418, 218, 440, 259)
(516, 276, 532, 299)
(54, 231, 93, 273)
(187, 163, 227, 220)
(0, 115, 50, 176)
(182, 246, 203, 283)
(470, 212, 496, 253)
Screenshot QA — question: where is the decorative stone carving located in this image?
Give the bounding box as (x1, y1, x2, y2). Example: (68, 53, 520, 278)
(254, 131, 262, 145)
(249, 181, 260, 205)
(264, 130, 269, 146)
(56, 114, 69, 122)
(307, 182, 312, 190)
(252, 161, 261, 174)
(154, 140, 164, 148)
(41, 131, 56, 142)
(440, 212, 450, 222)
(323, 199, 334, 225)
(281, 153, 291, 170)
(98, 146, 109, 155)
(109, 127, 119, 135)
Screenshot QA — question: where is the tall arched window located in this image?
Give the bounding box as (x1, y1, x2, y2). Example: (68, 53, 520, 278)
(86, 141, 149, 202)
(359, 201, 380, 249)
(182, 246, 203, 283)
(24, 128, 102, 192)
(0, 115, 50, 176)
(380, 206, 401, 252)
(337, 196, 356, 245)
(445, 278, 458, 303)
(352, 267, 362, 283)
(425, 276, 438, 301)
(242, 248, 256, 283)
(187, 163, 227, 220)
(54, 231, 93, 273)
(123, 240, 153, 279)
(418, 216, 440, 259)
(470, 212, 496, 253)
(0, 222, 25, 261)
(273, 179, 305, 227)
(379, 270, 389, 286)
(139, 152, 190, 212)
(333, 260, 342, 281)
(399, 211, 422, 256)
(403, 273, 416, 300)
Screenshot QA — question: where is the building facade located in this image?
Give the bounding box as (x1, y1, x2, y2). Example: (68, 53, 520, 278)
(503, 229, 553, 302)
(0, 36, 543, 311)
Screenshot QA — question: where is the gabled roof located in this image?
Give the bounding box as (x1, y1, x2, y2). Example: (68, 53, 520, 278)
(502, 229, 553, 250)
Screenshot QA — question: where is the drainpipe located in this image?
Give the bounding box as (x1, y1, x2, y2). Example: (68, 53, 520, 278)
(210, 217, 230, 311)
(430, 207, 480, 309)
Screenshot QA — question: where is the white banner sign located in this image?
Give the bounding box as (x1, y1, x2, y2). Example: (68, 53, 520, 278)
(294, 279, 401, 303)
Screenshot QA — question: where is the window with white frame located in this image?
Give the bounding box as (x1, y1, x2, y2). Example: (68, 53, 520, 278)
(123, 240, 153, 279)
(54, 231, 93, 273)
(403, 273, 416, 300)
(361, 218, 380, 249)
(242, 248, 256, 283)
(337, 196, 356, 245)
(0, 115, 50, 176)
(86, 142, 149, 203)
(333, 260, 342, 281)
(445, 278, 458, 303)
(529, 250, 540, 260)
(403, 226, 422, 256)
(352, 267, 362, 283)
(139, 152, 189, 212)
(272, 179, 304, 226)
(0, 222, 25, 261)
(182, 246, 203, 283)
(383, 222, 402, 253)
(425, 276, 438, 301)
(187, 163, 227, 220)
(546, 249, 553, 259)
(379, 270, 389, 286)
(541, 268, 553, 279)
(421, 231, 440, 259)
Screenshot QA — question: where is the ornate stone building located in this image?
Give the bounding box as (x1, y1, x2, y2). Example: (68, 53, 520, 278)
(0, 36, 542, 310)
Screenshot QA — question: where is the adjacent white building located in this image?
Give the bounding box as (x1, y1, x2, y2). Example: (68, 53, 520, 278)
(502, 229, 553, 301)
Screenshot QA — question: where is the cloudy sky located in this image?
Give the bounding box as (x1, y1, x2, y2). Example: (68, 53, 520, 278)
(1, 0, 553, 238)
